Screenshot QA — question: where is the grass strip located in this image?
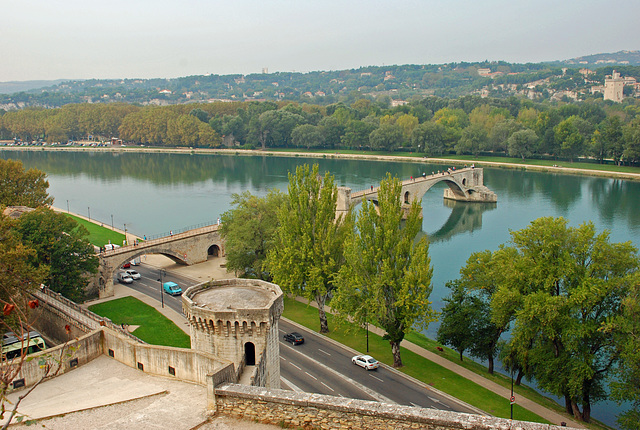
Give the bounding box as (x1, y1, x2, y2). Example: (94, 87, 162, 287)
(88, 296, 190, 348)
(64, 213, 126, 247)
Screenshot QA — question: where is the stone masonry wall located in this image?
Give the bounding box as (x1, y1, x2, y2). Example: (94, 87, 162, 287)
(214, 384, 579, 430)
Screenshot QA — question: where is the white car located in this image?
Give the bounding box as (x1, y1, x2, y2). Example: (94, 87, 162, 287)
(352, 354, 379, 370)
(125, 269, 141, 280)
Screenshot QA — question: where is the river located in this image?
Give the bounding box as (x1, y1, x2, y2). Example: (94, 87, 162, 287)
(2, 148, 637, 428)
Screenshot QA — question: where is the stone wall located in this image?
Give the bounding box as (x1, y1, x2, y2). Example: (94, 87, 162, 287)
(214, 384, 577, 430)
(5, 330, 103, 394)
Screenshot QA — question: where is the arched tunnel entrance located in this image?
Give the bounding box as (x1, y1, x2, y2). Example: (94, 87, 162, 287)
(244, 342, 256, 365)
(208, 244, 220, 257)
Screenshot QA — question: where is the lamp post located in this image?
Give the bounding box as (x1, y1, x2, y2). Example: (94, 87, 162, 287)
(66, 200, 69, 213)
(510, 369, 515, 420)
(111, 214, 114, 231)
(88, 206, 91, 221)
(157, 269, 165, 308)
(124, 223, 127, 246)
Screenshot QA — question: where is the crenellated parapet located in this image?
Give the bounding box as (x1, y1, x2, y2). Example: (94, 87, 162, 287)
(182, 278, 283, 389)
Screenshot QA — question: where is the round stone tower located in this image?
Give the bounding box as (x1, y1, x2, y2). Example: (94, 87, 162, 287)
(182, 279, 283, 389)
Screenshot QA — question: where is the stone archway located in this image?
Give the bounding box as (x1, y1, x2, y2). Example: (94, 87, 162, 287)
(208, 244, 220, 257)
(244, 342, 256, 366)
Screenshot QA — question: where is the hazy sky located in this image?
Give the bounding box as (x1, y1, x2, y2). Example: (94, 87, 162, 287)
(3, 0, 639, 82)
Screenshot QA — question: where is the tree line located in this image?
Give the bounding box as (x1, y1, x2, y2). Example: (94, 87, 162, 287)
(2, 95, 640, 165)
(220, 163, 639, 428)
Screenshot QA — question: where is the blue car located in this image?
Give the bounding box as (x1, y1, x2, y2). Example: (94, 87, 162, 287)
(163, 282, 182, 296)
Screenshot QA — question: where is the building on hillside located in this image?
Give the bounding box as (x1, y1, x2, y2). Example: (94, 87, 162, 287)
(604, 70, 625, 102)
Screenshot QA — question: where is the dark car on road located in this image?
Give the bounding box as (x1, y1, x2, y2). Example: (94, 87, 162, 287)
(283, 332, 304, 345)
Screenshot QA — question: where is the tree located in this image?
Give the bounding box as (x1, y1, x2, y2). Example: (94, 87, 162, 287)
(443, 249, 513, 374)
(266, 164, 351, 333)
(507, 129, 538, 161)
(0, 159, 53, 208)
(491, 217, 638, 423)
(555, 116, 586, 161)
(603, 273, 640, 430)
(291, 124, 325, 149)
(369, 123, 403, 150)
(15, 208, 99, 302)
(219, 190, 285, 279)
(333, 174, 435, 367)
(455, 124, 487, 156)
(437, 280, 478, 361)
(411, 122, 445, 155)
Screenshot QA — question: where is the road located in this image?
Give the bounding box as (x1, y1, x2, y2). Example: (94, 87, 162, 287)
(115, 263, 477, 414)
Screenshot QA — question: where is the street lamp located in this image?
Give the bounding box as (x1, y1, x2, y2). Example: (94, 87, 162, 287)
(124, 223, 127, 246)
(111, 214, 114, 231)
(88, 206, 91, 221)
(66, 200, 69, 213)
(157, 269, 165, 308)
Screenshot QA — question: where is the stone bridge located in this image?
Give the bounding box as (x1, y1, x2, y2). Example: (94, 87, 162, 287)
(336, 167, 497, 218)
(92, 224, 224, 298)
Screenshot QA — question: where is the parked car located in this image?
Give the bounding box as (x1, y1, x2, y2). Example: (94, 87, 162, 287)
(283, 332, 304, 345)
(125, 269, 141, 280)
(163, 281, 182, 296)
(116, 272, 134, 284)
(122, 262, 131, 269)
(352, 354, 379, 370)
(104, 243, 120, 251)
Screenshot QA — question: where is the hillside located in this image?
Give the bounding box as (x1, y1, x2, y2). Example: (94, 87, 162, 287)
(0, 51, 638, 109)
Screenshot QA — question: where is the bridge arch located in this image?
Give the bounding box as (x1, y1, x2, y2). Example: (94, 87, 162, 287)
(94, 224, 224, 299)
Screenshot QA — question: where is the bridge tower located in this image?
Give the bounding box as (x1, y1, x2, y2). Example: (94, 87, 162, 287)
(182, 279, 283, 389)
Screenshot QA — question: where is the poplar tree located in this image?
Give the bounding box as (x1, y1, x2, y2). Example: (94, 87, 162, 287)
(266, 164, 350, 333)
(333, 174, 435, 367)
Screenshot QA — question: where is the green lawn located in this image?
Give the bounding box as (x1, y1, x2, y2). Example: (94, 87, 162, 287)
(64, 213, 126, 248)
(88, 296, 190, 348)
(283, 297, 545, 423)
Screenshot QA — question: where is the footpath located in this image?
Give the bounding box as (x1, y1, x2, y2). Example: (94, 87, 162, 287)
(88, 254, 584, 428)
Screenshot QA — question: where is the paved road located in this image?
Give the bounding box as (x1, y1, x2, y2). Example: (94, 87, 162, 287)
(120, 263, 477, 415)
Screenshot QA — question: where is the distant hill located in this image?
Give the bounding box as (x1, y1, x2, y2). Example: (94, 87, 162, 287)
(556, 50, 640, 66)
(0, 79, 68, 94)
(1, 51, 639, 108)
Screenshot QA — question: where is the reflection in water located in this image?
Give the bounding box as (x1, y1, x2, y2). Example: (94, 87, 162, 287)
(428, 200, 497, 243)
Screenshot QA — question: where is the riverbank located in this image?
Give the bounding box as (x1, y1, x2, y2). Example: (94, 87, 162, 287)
(3, 145, 640, 182)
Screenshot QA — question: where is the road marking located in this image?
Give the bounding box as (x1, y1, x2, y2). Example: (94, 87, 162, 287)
(410, 402, 420, 408)
(428, 396, 442, 404)
(280, 357, 287, 362)
(321, 382, 335, 392)
(368, 374, 384, 382)
(318, 348, 331, 356)
(290, 363, 301, 371)
(305, 372, 317, 380)
(281, 377, 303, 392)
(282, 343, 395, 404)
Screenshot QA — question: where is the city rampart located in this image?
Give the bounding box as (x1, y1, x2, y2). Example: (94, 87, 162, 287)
(183, 278, 283, 389)
(213, 384, 577, 430)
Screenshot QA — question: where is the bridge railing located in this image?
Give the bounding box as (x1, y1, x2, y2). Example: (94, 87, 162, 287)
(144, 220, 219, 241)
(99, 222, 220, 256)
(351, 167, 474, 197)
